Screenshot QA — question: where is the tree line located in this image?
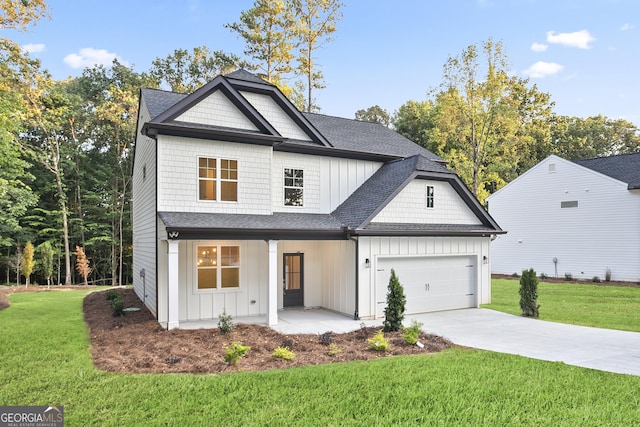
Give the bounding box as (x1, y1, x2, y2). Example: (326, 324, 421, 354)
(2, 1, 638, 286)
(357, 39, 640, 202)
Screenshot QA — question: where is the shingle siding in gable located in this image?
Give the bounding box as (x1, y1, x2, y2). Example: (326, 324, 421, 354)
(240, 91, 311, 140)
(371, 180, 482, 225)
(175, 90, 259, 131)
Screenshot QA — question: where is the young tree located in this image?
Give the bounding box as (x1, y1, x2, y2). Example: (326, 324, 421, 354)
(21, 241, 34, 286)
(226, 0, 295, 95)
(150, 46, 244, 93)
(354, 105, 391, 127)
(74, 245, 91, 286)
(519, 268, 539, 317)
(37, 241, 54, 287)
(290, 0, 343, 112)
(383, 268, 406, 332)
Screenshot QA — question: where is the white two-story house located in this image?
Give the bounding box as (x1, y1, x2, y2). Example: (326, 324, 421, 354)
(132, 70, 504, 329)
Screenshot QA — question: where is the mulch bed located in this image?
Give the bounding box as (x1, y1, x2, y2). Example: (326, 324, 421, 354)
(82, 288, 453, 374)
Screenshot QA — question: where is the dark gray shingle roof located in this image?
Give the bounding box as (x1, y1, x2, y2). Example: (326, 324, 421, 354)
(574, 152, 640, 189)
(226, 69, 274, 85)
(141, 88, 187, 119)
(332, 156, 420, 229)
(303, 113, 444, 162)
(159, 211, 344, 231)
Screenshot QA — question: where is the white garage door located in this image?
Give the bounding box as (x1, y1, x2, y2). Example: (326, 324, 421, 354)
(375, 256, 477, 317)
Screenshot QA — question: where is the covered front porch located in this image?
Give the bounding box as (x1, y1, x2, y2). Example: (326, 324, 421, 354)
(158, 234, 358, 330)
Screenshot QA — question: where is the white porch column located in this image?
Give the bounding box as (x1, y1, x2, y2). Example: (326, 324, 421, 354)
(167, 240, 180, 330)
(267, 240, 279, 326)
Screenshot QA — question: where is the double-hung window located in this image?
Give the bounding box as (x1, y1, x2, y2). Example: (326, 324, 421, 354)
(197, 245, 240, 290)
(284, 168, 304, 206)
(198, 157, 237, 202)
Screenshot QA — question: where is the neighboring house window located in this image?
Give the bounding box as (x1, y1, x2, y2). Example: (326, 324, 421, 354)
(198, 157, 238, 202)
(284, 168, 304, 206)
(561, 201, 578, 208)
(426, 185, 435, 208)
(197, 245, 240, 289)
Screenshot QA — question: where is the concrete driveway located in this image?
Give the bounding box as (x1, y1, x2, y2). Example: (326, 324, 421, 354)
(271, 308, 640, 377)
(407, 308, 640, 377)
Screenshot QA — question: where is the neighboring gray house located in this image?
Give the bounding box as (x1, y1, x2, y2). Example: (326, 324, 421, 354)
(487, 153, 640, 282)
(132, 70, 503, 329)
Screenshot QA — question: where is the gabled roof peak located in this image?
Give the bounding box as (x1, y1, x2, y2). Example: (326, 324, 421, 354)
(225, 69, 274, 85)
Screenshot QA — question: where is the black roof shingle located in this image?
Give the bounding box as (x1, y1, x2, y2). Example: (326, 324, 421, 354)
(574, 152, 640, 189)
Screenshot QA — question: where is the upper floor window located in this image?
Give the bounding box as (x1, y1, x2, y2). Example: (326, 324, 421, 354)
(284, 168, 304, 206)
(198, 157, 237, 202)
(426, 185, 435, 208)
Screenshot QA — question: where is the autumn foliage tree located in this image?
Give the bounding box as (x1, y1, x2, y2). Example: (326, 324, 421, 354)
(75, 245, 92, 286)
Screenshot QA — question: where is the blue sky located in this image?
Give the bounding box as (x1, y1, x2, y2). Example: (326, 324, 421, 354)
(5, 0, 640, 123)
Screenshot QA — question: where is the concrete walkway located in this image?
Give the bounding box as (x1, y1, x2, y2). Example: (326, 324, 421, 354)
(271, 308, 640, 377)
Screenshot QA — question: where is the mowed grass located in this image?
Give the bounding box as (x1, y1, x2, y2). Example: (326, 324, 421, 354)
(1, 290, 640, 425)
(485, 279, 640, 332)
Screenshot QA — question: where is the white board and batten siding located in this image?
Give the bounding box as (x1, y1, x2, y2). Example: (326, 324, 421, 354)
(358, 236, 491, 319)
(488, 155, 640, 282)
(132, 99, 158, 315)
(272, 152, 382, 213)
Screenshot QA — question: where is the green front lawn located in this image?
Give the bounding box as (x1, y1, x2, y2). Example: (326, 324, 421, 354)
(485, 279, 640, 332)
(1, 290, 640, 425)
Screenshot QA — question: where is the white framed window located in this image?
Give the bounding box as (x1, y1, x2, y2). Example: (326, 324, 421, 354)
(426, 185, 435, 208)
(284, 168, 304, 206)
(198, 157, 238, 202)
(196, 245, 240, 290)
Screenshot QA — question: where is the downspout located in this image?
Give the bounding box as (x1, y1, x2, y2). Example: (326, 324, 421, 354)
(348, 233, 359, 320)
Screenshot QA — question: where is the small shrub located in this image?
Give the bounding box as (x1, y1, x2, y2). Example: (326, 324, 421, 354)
(592, 276, 601, 283)
(564, 273, 573, 281)
(605, 268, 612, 282)
(539, 272, 548, 280)
(327, 343, 342, 356)
(401, 319, 423, 345)
(111, 296, 124, 317)
(105, 289, 119, 300)
(272, 346, 295, 360)
(367, 330, 390, 352)
(318, 331, 334, 345)
(383, 269, 406, 332)
(511, 272, 520, 278)
(217, 310, 234, 334)
(224, 341, 250, 365)
(519, 268, 540, 318)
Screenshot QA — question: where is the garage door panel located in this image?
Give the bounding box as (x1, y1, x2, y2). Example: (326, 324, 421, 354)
(376, 255, 476, 317)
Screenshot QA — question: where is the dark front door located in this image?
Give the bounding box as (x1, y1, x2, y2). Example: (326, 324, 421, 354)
(283, 253, 304, 307)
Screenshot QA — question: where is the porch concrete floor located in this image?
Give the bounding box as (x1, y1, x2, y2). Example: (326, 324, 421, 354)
(179, 308, 382, 334)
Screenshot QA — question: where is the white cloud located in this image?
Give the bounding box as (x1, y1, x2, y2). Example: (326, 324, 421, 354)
(546, 30, 595, 49)
(22, 43, 46, 54)
(620, 23, 634, 31)
(523, 61, 564, 78)
(530, 42, 548, 52)
(63, 48, 125, 69)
